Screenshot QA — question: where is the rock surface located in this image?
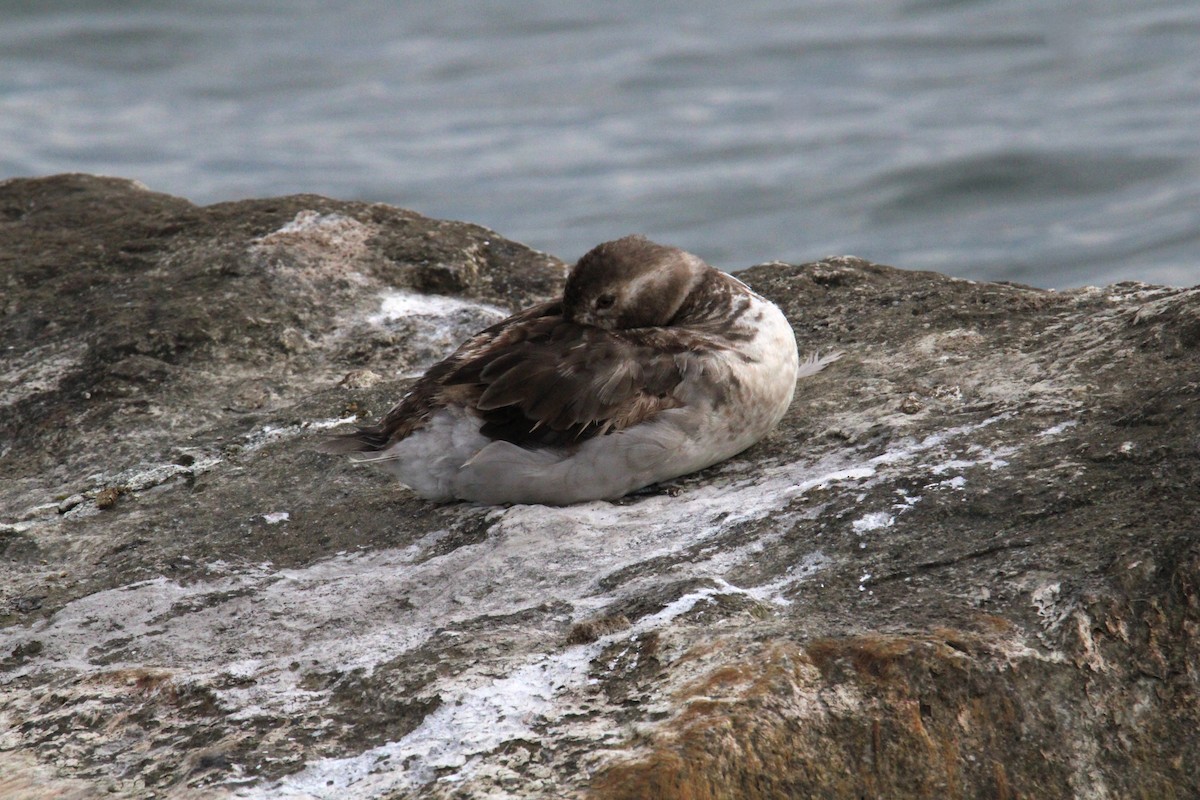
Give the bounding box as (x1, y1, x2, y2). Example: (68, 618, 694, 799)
(2, 174, 1198, 799)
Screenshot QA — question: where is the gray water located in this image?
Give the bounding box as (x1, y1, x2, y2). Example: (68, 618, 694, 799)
(3, 0, 1199, 288)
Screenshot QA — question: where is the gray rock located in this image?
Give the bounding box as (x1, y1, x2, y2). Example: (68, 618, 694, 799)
(1, 174, 1197, 799)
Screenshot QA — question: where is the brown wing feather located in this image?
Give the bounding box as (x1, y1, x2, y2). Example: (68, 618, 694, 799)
(453, 322, 698, 447)
(317, 302, 560, 453)
(321, 299, 734, 453)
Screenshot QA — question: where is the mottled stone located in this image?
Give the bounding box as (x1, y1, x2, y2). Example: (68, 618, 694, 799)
(1, 174, 1197, 800)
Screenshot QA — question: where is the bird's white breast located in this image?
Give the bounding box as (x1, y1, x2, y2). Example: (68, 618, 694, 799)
(673, 291, 801, 464)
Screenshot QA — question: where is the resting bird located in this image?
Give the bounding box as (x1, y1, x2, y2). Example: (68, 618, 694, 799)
(320, 235, 838, 505)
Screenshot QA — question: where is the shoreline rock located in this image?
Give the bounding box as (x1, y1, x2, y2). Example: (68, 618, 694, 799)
(2, 174, 1197, 799)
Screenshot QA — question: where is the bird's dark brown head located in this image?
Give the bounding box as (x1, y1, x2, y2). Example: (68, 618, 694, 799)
(563, 235, 711, 330)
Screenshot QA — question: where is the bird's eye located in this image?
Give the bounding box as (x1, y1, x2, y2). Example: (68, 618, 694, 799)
(595, 293, 616, 310)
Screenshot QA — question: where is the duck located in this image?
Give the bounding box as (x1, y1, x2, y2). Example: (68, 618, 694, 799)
(319, 235, 838, 505)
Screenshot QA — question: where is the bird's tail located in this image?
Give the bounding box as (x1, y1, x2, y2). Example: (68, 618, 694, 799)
(797, 350, 844, 379)
(312, 425, 391, 455)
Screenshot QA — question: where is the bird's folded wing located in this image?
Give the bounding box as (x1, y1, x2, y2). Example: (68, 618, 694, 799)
(319, 300, 732, 452)
(444, 321, 699, 447)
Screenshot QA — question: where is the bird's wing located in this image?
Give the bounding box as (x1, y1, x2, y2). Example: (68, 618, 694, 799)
(445, 317, 735, 448)
(317, 301, 562, 453)
(320, 300, 732, 452)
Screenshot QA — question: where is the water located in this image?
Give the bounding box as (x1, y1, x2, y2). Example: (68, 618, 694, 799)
(2, 0, 1198, 288)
